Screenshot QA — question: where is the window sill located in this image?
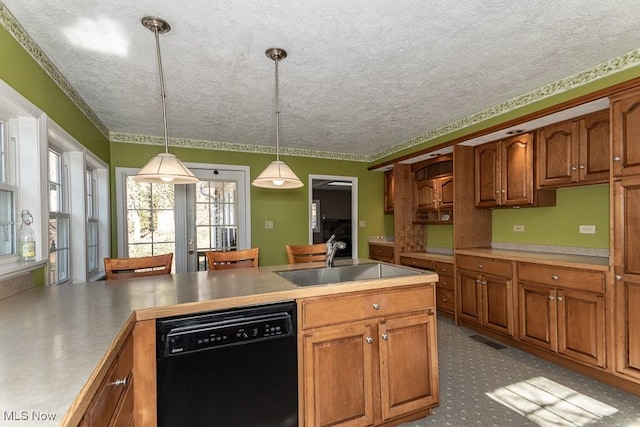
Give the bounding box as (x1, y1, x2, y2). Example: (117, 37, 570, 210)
(0, 259, 47, 282)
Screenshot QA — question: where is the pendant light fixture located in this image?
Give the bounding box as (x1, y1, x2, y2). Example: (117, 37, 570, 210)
(133, 17, 199, 184)
(252, 48, 303, 189)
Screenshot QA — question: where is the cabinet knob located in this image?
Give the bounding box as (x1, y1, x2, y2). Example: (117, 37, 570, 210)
(571, 166, 577, 171)
(366, 337, 373, 344)
(372, 303, 380, 310)
(481, 280, 487, 286)
(552, 275, 559, 280)
(549, 295, 555, 300)
(382, 333, 389, 341)
(478, 264, 483, 269)
(441, 267, 447, 272)
(502, 190, 505, 193)
(557, 296, 563, 301)
(475, 279, 482, 284)
(110, 377, 127, 387)
(615, 274, 623, 280)
(442, 298, 448, 302)
(579, 165, 585, 169)
(496, 190, 500, 194)
(613, 156, 621, 162)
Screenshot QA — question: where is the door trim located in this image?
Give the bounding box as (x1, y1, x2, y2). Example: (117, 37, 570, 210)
(309, 174, 358, 259)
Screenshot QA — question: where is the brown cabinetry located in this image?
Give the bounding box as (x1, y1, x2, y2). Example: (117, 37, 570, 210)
(613, 177, 640, 381)
(384, 169, 395, 213)
(475, 133, 555, 208)
(415, 176, 453, 223)
(81, 335, 134, 427)
(399, 256, 455, 316)
(517, 262, 606, 368)
(537, 110, 610, 187)
(611, 88, 640, 177)
(369, 243, 394, 263)
(455, 255, 514, 336)
(299, 285, 439, 426)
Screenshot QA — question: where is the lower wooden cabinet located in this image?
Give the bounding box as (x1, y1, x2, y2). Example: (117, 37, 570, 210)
(299, 285, 439, 426)
(369, 243, 394, 263)
(517, 262, 606, 368)
(456, 255, 514, 336)
(434, 262, 455, 316)
(81, 335, 134, 427)
(615, 276, 640, 380)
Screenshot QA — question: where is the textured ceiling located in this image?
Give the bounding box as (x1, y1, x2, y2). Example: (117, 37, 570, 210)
(2, 1, 640, 160)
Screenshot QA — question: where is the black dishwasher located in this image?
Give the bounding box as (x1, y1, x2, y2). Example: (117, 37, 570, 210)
(156, 301, 298, 427)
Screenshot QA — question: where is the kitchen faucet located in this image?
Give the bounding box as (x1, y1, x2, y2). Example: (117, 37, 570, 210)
(326, 234, 347, 268)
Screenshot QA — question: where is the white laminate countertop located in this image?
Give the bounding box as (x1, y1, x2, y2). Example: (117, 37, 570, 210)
(0, 260, 437, 426)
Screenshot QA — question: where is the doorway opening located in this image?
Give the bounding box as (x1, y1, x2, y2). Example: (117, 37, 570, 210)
(309, 175, 358, 260)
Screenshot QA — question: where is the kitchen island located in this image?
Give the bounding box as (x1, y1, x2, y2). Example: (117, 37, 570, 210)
(0, 260, 438, 426)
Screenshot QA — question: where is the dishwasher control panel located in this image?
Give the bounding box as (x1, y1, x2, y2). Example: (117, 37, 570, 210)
(156, 302, 296, 358)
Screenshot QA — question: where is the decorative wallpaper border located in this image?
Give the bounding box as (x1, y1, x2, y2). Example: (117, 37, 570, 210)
(0, 3, 110, 138)
(3, 2, 640, 163)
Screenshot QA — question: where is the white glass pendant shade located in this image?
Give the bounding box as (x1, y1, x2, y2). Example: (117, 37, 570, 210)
(133, 152, 199, 184)
(252, 160, 303, 189)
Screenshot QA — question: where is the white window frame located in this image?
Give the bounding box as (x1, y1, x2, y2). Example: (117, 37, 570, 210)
(0, 79, 110, 283)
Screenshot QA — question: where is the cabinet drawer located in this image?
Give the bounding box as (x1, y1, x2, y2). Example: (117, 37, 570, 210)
(82, 336, 133, 427)
(370, 244, 394, 260)
(456, 255, 512, 278)
(437, 273, 454, 290)
(517, 263, 605, 293)
(436, 287, 454, 313)
(301, 286, 435, 329)
(434, 262, 453, 276)
(399, 256, 434, 270)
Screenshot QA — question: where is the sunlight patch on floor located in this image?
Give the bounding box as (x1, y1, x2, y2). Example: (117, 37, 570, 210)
(486, 376, 619, 426)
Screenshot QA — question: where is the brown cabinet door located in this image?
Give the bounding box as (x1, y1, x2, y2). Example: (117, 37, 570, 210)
(557, 288, 606, 368)
(537, 120, 578, 187)
(457, 269, 482, 324)
(438, 176, 454, 209)
(415, 179, 437, 211)
(611, 88, 640, 177)
(378, 312, 439, 421)
(384, 169, 395, 213)
(518, 282, 557, 352)
(475, 141, 501, 207)
(613, 177, 640, 380)
(501, 133, 534, 206)
(482, 273, 514, 336)
(578, 110, 610, 183)
(302, 323, 375, 427)
(615, 276, 640, 380)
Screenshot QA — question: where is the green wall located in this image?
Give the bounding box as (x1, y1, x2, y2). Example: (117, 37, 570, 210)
(110, 142, 386, 265)
(492, 184, 610, 248)
(0, 26, 110, 161)
(426, 224, 453, 249)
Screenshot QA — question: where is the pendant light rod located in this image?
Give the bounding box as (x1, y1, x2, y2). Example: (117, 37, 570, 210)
(266, 48, 287, 162)
(143, 17, 171, 153)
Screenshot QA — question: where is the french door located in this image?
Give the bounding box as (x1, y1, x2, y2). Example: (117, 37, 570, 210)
(116, 165, 250, 273)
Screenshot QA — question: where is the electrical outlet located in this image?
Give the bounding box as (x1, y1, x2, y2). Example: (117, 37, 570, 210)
(265, 220, 274, 229)
(359, 220, 366, 228)
(513, 225, 525, 232)
(579, 225, 596, 234)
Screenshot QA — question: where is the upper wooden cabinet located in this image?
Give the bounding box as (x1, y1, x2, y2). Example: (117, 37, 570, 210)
(537, 110, 610, 187)
(413, 154, 454, 223)
(384, 169, 395, 213)
(612, 88, 640, 177)
(475, 133, 555, 208)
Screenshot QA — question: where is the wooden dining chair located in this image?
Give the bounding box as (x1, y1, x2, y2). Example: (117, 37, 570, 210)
(285, 243, 327, 264)
(206, 248, 260, 270)
(104, 253, 173, 280)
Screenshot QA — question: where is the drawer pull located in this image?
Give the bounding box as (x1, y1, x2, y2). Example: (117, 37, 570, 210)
(372, 303, 380, 310)
(381, 333, 389, 341)
(478, 264, 483, 269)
(552, 275, 559, 280)
(442, 298, 447, 302)
(110, 377, 127, 388)
(441, 267, 447, 272)
(366, 337, 373, 344)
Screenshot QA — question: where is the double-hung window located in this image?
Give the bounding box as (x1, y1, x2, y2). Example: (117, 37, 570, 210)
(48, 148, 70, 284)
(86, 169, 99, 273)
(0, 120, 16, 259)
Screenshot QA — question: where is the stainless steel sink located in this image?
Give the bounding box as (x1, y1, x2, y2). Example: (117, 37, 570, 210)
(277, 263, 423, 286)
